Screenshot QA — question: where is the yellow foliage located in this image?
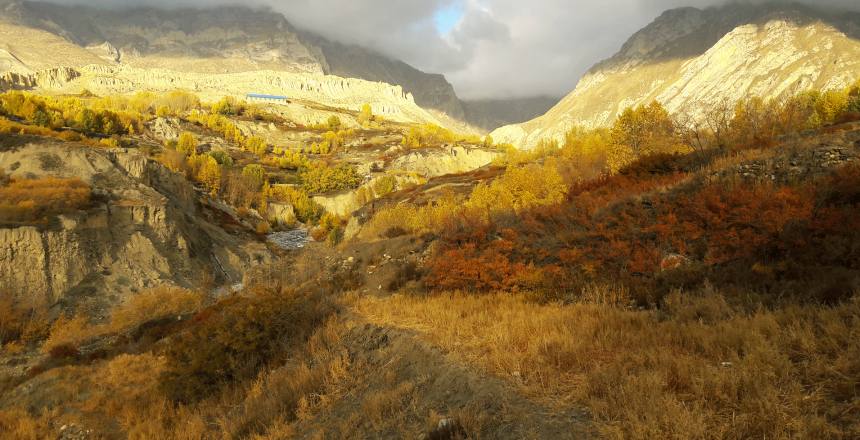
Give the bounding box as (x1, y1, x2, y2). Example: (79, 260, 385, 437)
(401, 123, 480, 148)
(468, 160, 566, 216)
(42, 314, 95, 353)
(176, 131, 197, 156)
(196, 156, 222, 196)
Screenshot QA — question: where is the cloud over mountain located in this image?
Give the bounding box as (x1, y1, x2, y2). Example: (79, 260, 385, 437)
(50, 0, 860, 99)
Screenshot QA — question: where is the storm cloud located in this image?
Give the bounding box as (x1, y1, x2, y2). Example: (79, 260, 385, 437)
(52, 0, 860, 99)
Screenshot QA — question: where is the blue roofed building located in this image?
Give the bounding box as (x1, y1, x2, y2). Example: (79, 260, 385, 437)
(246, 94, 289, 104)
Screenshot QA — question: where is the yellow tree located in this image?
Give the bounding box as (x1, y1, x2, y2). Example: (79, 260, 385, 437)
(177, 132, 197, 156)
(358, 103, 373, 127)
(245, 136, 268, 156)
(197, 156, 222, 196)
(609, 101, 677, 171)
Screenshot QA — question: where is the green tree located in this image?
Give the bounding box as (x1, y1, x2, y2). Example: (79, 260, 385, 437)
(208, 150, 233, 166)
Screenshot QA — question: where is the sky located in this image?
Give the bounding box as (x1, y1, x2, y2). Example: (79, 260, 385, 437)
(56, 0, 860, 100)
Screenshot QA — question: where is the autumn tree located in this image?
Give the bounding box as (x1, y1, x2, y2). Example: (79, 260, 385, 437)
(197, 156, 222, 196)
(177, 132, 197, 156)
(357, 103, 373, 127)
(300, 162, 362, 194)
(245, 136, 267, 156)
(610, 101, 679, 171)
(241, 164, 267, 191)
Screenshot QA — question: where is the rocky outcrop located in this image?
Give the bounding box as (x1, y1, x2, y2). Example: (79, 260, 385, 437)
(300, 31, 466, 119)
(0, 139, 270, 305)
(0, 66, 78, 91)
(267, 202, 297, 226)
(390, 146, 500, 177)
(147, 117, 181, 142)
(492, 4, 860, 149)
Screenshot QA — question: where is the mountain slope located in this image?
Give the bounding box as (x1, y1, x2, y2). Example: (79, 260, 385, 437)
(0, 0, 551, 130)
(492, 3, 860, 149)
(462, 96, 559, 132)
(299, 31, 466, 119)
(0, 0, 471, 119)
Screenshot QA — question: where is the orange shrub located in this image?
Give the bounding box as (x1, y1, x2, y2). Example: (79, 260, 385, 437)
(0, 177, 91, 223)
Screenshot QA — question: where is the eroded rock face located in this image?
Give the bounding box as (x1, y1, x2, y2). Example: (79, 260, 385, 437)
(0, 140, 270, 306)
(492, 4, 860, 149)
(0, 1, 478, 128)
(390, 146, 500, 178)
(267, 202, 297, 226)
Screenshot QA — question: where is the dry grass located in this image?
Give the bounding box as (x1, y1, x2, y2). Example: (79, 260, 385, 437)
(0, 176, 90, 223)
(353, 289, 860, 439)
(109, 286, 204, 331)
(40, 286, 205, 354)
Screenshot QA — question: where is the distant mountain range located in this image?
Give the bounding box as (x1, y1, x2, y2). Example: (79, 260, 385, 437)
(0, 0, 554, 130)
(492, 3, 860, 148)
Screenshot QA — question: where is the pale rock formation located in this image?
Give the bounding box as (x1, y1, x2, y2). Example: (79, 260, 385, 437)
(0, 140, 270, 304)
(492, 4, 860, 149)
(390, 146, 500, 178)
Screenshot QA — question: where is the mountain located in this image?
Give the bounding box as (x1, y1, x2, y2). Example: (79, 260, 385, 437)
(298, 32, 467, 119)
(462, 96, 560, 132)
(0, 0, 553, 131)
(0, 1, 467, 120)
(492, 3, 860, 149)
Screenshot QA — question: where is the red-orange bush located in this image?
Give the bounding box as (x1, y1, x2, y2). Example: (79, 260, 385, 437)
(424, 156, 860, 304)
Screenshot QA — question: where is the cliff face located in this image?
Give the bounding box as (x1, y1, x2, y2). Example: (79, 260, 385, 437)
(298, 32, 467, 120)
(0, 140, 269, 306)
(492, 4, 860, 149)
(0, 0, 550, 130)
(0, 0, 471, 119)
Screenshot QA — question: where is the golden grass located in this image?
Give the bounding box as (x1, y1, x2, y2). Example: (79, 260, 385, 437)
(41, 286, 205, 354)
(353, 290, 860, 439)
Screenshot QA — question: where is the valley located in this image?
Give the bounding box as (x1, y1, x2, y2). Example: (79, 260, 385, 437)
(0, 1, 859, 439)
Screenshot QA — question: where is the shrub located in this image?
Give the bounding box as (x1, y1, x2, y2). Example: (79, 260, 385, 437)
(110, 287, 205, 332)
(0, 177, 91, 223)
(326, 115, 341, 130)
(241, 164, 267, 190)
(268, 186, 323, 224)
(159, 286, 336, 403)
(212, 96, 242, 116)
(245, 136, 267, 156)
(372, 175, 397, 197)
(177, 132, 197, 156)
(300, 162, 362, 194)
(42, 315, 95, 354)
(208, 150, 233, 166)
(0, 294, 50, 346)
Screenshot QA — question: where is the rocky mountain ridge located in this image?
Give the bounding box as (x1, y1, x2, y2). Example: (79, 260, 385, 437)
(0, 0, 547, 130)
(492, 3, 860, 149)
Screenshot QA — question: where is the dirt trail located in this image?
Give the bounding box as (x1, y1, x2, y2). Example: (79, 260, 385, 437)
(293, 311, 593, 439)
